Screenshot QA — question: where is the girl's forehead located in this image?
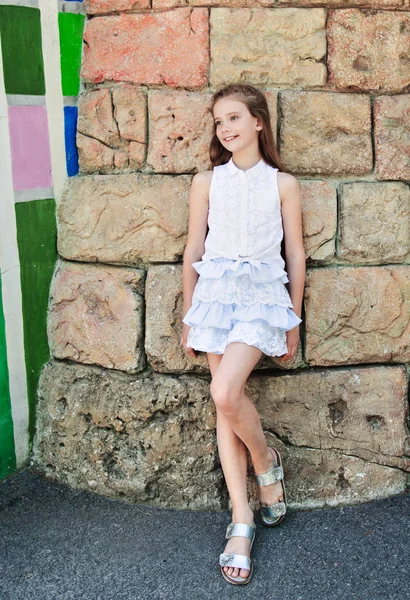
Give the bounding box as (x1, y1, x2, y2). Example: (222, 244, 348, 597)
(213, 97, 248, 117)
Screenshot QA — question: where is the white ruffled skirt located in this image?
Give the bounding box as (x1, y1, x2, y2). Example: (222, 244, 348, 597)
(182, 256, 302, 357)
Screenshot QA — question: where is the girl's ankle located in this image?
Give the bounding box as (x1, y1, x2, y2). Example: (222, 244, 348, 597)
(232, 507, 254, 524)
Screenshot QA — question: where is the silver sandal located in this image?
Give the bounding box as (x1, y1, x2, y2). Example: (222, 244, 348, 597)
(219, 522, 256, 585)
(255, 447, 287, 527)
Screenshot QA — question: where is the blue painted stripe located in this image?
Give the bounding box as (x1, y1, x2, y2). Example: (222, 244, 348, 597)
(64, 105, 78, 177)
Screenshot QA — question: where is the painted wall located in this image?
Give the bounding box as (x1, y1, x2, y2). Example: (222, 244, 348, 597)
(0, 0, 84, 478)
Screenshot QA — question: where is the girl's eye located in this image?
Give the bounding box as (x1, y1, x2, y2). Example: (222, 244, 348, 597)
(231, 115, 238, 121)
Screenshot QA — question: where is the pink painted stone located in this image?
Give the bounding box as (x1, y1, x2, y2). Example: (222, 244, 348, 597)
(82, 9, 209, 88)
(84, 0, 150, 14)
(9, 106, 52, 191)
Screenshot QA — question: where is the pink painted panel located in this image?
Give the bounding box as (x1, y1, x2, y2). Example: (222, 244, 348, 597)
(9, 106, 52, 191)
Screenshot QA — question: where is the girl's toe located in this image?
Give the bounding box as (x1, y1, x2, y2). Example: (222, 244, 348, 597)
(240, 568, 249, 578)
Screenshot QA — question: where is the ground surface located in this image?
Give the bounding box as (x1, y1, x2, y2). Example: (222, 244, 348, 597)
(0, 469, 409, 600)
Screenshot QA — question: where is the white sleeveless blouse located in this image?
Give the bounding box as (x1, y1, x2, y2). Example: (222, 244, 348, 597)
(201, 157, 286, 272)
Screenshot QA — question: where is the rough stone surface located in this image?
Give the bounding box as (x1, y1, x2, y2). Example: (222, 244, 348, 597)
(33, 362, 224, 510)
(374, 95, 410, 181)
(210, 8, 327, 88)
(279, 91, 372, 175)
(81, 10, 209, 88)
(85, 0, 150, 13)
(305, 266, 410, 366)
(145, 264, 304, 374)
(48, 260, 146, 373)
(58, 174, 191, 266)
(33, 361, 409, 510)
(328, 9, 410, 92)
(77, 86, 146, 174)
(339, 182, 410, 264)
(147, 91, 213, 173)
(300, 180, 336, 261)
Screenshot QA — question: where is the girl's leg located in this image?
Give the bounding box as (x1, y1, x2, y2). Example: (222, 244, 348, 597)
(209, 343, 285, 576)
(208, 343, 262, 581)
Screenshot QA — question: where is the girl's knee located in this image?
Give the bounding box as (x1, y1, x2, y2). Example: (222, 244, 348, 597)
(210, 379, 241, 413)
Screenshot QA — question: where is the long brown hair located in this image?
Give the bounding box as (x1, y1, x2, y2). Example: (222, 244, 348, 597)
(209, 84, 286, 172)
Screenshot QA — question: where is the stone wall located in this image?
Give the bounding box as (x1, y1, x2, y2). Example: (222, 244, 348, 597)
(32, 0, 410, 510)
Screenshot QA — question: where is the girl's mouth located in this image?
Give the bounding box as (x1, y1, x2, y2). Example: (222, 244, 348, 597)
(224, 135, 238, 142)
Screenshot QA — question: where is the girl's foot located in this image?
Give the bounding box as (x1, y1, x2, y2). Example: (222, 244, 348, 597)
(222, 508, 255, 580)
(254, 447, 284, 507)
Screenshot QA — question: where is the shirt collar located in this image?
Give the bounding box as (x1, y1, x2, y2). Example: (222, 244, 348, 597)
(226, 157, 265, 176)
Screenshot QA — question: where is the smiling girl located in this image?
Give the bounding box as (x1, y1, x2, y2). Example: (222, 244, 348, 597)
(181, 84, 306, 585)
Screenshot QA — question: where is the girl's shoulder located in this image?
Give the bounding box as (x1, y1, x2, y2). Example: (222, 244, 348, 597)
(191, 170, 213, 195)
(276, 171, 301, 207)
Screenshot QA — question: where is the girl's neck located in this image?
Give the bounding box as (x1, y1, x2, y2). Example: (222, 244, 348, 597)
(231, 150, 263, 173)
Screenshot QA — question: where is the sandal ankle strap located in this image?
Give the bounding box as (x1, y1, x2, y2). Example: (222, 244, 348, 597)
(225, 522, 255, 541)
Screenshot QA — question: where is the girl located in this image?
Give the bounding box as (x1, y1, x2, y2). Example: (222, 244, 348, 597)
(180, 84, 305, 585)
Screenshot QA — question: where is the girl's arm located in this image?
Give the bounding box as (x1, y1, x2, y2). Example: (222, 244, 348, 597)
(182, 171, 212, 318)
(278, 173, 306, 320)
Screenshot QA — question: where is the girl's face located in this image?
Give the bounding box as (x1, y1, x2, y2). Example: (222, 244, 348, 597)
(213, 97, 262, 154)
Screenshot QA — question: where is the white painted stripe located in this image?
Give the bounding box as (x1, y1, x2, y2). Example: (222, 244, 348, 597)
(63, 96, 79, 107)
(14, 187, 55, 203)
(58, 1, 85, 14)
(0, 0, 39, 7)
(0, 34, 29, 468)
(39, 0, 67, 202)
(7, 95, 46, 107)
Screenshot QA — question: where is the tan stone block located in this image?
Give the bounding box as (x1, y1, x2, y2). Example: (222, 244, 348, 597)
(272, 0, 404, 6)
(375, 95, 410, 181)
(328, 9, 410, 92)
(147, 91, 213, 173)
(251, 366, 410, 471)
(84, 0, 150, 13)
(33, 361, 223, 510)
(82, 10, 209, 88)
(280, 91, 372, 175)
(112, 86, 146, 144)
(77, 87, 146, 174)
(210, 8, 326, 88)
(300, 180, 336, 261)
(305, 266, 410, 366)
(77, 88, 121, 148)
(339, 182, 410, 263)
(58, 174, 191, 265)
(48, 260, 146, 373)
(77, 134, 116, 174)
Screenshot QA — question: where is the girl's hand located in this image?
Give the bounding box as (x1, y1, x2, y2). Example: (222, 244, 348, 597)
(180, 324, 198, 359)
(281, 324, 300, 361)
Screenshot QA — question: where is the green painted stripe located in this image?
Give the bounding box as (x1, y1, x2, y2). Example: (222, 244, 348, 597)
(0, 6, 45, 96)
(58, 12, 85, 97)
(0, 274, 17, 479)
(15, 199, 58, 440)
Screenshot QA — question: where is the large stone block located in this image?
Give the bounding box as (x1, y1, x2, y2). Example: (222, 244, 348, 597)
(280, 91, 372, 175)
(300, 180, 336, 261)
(77, 86, 146, 174)
(210, 8, 326, 88)
(147, 91, 213, 173)
(48, 260, 146, 373)
(58, 174, 191, 266)
(84, 0, 150, 13)
(32, 362, 224, 510)
(154, 0, 406, 7)
(33, 361, 408, 510)
(81, 9, 209, 88)
(328, 9, 410, 92)
(374, 95, 410, 181)
(305, 266, 410, 366)
(339, 182, 410, 264)
(145, 264, 304, 373)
